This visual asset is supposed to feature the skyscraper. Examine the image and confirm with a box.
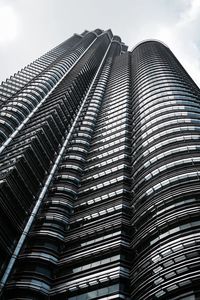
[0,29,200,299]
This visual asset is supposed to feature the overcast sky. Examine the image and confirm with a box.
[0,0,200,87]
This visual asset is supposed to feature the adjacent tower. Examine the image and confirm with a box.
[0,30,200,300]
[130,41,200,299]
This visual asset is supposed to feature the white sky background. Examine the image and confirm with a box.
[0,0,200,86]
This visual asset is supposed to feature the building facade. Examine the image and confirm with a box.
[0,29,200,299]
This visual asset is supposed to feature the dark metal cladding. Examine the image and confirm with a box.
[130,40,200,299]
[1,32,200,300]
[0,29,112,290]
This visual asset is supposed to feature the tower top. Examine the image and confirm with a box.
[131,39,169,52]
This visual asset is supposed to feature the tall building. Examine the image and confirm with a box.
[0,29,200,299]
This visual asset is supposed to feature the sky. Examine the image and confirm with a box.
[0,0,200,86]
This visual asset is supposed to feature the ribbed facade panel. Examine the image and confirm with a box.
[3,37,132,300]
[0,31,200,300]
[0,30,112,287]
[130,41,200,299]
